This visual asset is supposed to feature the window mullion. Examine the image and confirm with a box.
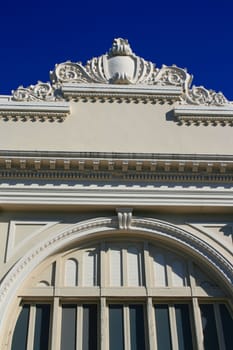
[51,297,61,350]
[26,304,36,350]
[191,298,204,350]
[124,305,130,350]
[77,305,82,350]
[169,305,179,350]
[100,297,107,350]
[166,256,172,287]
[100,242,106,288]
[80,251,84,286]
[147,298,157,350]
[123,248,128,286]
[55,257,62,288]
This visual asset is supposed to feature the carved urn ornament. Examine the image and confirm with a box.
[105,38,141,84]
[50,37,156,85]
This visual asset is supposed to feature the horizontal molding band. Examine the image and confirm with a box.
[0,101,70,121]
[1,150,233,161]
[62,83,182,96]
[0,156,233,182]
[1,187,233,207]
[173,105,233,125]
[0,171,232,183]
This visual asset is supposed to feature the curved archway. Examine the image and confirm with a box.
[0,215,232,341]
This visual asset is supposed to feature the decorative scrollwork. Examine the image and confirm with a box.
[12,82,55,102]
[184,86,228,106]
[51,62,100,84]
[154,65,190,87]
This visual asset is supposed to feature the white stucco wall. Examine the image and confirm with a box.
[0,101,233,154]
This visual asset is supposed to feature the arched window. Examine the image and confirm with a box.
[9,239,233,350]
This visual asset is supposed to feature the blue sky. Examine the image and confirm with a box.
[0,0,233,99]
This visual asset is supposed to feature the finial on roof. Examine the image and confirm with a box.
[108,38,133,57]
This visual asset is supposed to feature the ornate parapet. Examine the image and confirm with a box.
[7,38,231,108]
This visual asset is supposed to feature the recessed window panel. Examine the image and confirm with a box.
[153,253,167,287]
[155,304,172,350]
[200,304,219,350]
[172,261,185,287]
[11,304,30,350]
[83,250,98,286]
[127,247,140,286]
[129,304,145,350]
[60,304,76,350]
[109,305,124,350]
[175,304,193,350]
[219,304,233,350]
[33,304,51,350]
[83,304,98,350]
[110,248,122,286]
[65,259,78,286]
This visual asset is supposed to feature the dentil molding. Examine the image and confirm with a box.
[1,151,233,185]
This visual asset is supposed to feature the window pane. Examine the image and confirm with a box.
[219,304,233,350]
[33,304,51,350]
[83,304,98,350]
[155,304,172,350]
[61,305,76,350]
[200,304,219,350]
[129,305,145,350]
[11,304,30,350]
[109,305,124,350]
[175,304,193,350]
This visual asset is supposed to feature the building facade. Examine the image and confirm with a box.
[0,38,232,349]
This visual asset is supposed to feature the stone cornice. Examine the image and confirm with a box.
[1,151,233,184]
[61,83,182,103]
[173,105,233,125]
[0,101,70,121]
